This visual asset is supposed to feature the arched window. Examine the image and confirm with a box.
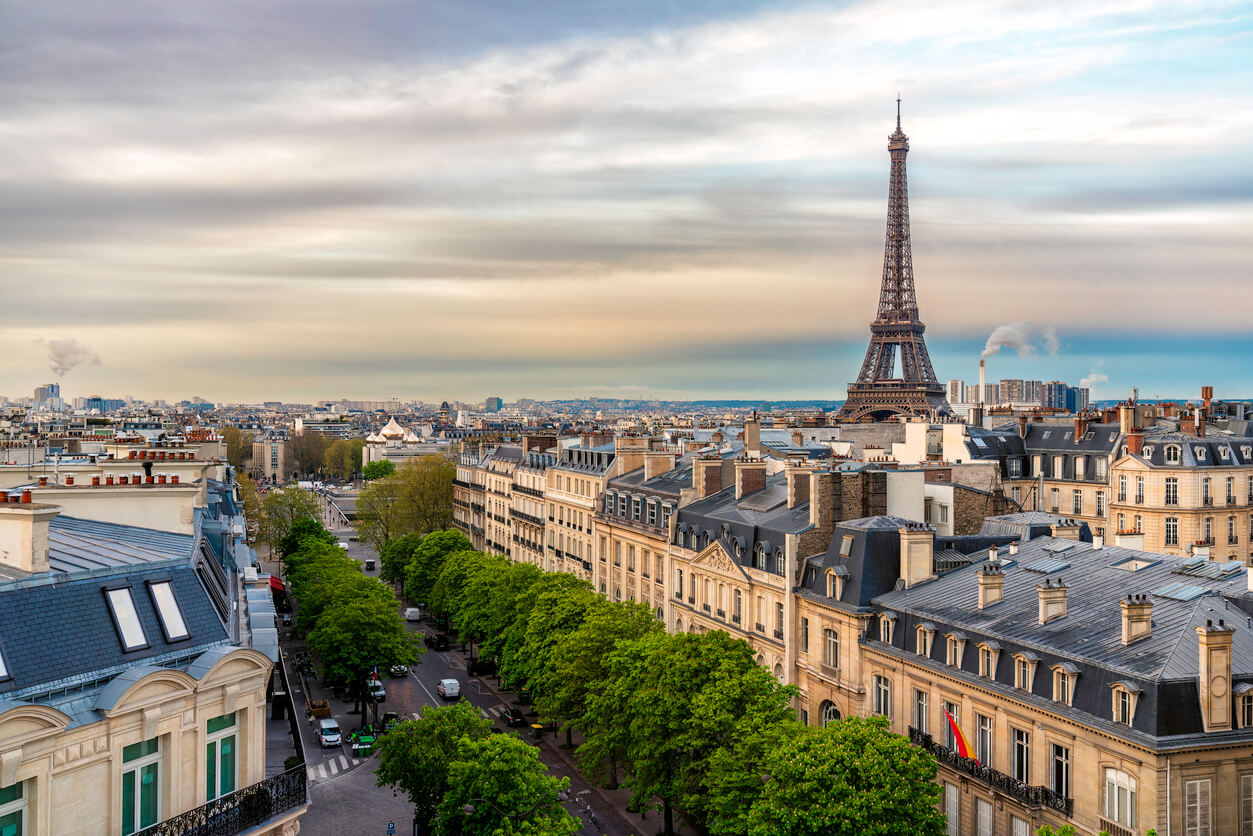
[1165,445,1180,464]
[675,619,684,634]
[754,543,766,571]
[773,548,785,575]
[819,700,841,727]
[701,532,712,550]
[772,663,785,683]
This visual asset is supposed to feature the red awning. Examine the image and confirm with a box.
[269,575,285,593]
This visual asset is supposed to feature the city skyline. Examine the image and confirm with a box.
[2,0,1251,402]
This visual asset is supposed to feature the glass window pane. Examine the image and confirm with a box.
[0,649,7,680]
[0,809,21,836]
[123,739,158,762]
[122,772,136,835]
[206,740,217,800]
[207,713,236,735]
[149,582,188,640]
[219,736,236,796]
[107,588,148,650]
[140,763,159,827]
[0,784,19,806]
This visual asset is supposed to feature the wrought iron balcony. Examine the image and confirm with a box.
[702,603,711,612]
[907,727,1072,817]
[136,765,307,836]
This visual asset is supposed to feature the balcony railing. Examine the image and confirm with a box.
[1098,818,1134,836]
[514,485,544,499]
[136,765,307,836]
[702,603,711,612]
[907,727,1072,817]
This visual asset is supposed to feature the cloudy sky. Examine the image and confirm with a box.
[1,0,1250,404]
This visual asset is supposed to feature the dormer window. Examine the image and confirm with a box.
[1165,445,1180,464]
[773,548,785,575]
[1243,446,1252,459]
[148,581,189,642]
[915,623,935,657]
[1143,445,1155,459]
[826,567,848,600]
[945,633,966,667]
[753,543,766,571]
[879,613,896,644]
[105,587,150,651]
[1052,663,1078,706]
[1195,446,1207,461]
[1111,681,1141,725]
[978,642,1000,678]
[1220,447,1231,461]
[1235,684,1253,728]
[1013,652,1038,691]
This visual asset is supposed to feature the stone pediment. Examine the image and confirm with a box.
[691,541,749,580]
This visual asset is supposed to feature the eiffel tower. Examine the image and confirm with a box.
[837,100,951,422]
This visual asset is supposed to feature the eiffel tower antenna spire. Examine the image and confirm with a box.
[836,101,951,422]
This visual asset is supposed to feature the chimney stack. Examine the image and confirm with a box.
[1196,408,1207,438]
[1202,385,1213,412]
[734,459,767,500]
[1197,619,1235,732]
[1050,521,1081,540]
[1115,530,1145,550]
[643,451,675,481]
[1009,540,1019,556]
[1017,415,1028,438]
[1127,427,1144,457]
[1037,578,1068,624]
[1119,403,1135,435]
[1075,412,1089,441]
[791,430,804,447]
[692,456,724,500]
[785,464,811,509]
[1092,534,1104,550]
[0,502,59,574]
[744,414,761,459]
[978,358,986,405]
[1120,594,1153,644]
[977,562,1005,608]
[898,523,936,589]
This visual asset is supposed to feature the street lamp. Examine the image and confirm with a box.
[462,790,570,821]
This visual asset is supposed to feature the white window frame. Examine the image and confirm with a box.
[976,713,993,766]
[872,675,891,717]
[121,738,162,835]
[913,689,928,734]
[823,628,839,668]
[0,780,27,836]
[1104,768,1137,829]
[205,712,238,802]
[944,783,959,836]
[106,587,149,651]
[1050,742,1070,797]
[1011,727,1030,783]
[976,797,992,836]
[148,581,189,642]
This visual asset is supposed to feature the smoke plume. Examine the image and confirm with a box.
[981,322,1061,359]
[42,338,101,377]
[1080,369,1109,390]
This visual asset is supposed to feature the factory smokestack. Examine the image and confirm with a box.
[979,358,986,405]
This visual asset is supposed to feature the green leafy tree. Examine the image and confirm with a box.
[236,472,263,542]
[279,516,338,561]
[379,532,424,586]
[375,701,492,836]
[436,735,578,836]
[544,597,659,755]
[307,575,423,715]
[356,473,408,553]
[498,573,594,694]
[395,455,456,533]
[580,630,796,834]
[363,459,396,481]
[456,559,543,661]
[745,716,944,836]
[403,530,473,605]
[323,438,362,481]
[260,486,320,555]
[427,549,484,625]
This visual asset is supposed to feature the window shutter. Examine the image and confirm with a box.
[945,784,959,836]
[1187,779,1212,836]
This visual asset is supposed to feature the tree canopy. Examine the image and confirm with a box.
[436,735,578,836]
[746,716,944,836]
[402,529,473,605]
[375,701,492,836]
[221,426,254,469]
[259,486,320,555]
[357,456,455,552]
[363,459,396,481]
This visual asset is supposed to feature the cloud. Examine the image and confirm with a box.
[1081,363,1110,391]
[40,338,101,377]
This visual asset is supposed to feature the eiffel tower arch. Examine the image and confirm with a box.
[837,102,952,422]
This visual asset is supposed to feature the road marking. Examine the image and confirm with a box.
[409,669,442,704]
[328,758,341,775]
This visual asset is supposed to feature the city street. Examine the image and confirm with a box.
[281,530,661,836]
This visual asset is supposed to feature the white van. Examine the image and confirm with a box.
[405,607,422,622]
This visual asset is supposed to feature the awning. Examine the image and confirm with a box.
[269,575,285,593]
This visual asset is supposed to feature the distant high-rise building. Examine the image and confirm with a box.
[1023,380,1043,405]
[1000,379,1025,403]
[946,379,965,404]
[33,382,60,404]
[1066,387,1090,413]
[1043,381,1069,410]
[485,396,503,413]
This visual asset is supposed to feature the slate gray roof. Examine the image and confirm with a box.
[875,536,1253,682]
[0,563,229,700]
[1129,432,1253,468]
[49,516,194,573]
[978,511,1091,543]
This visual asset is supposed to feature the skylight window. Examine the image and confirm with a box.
[0,647,8,680]
[105,588,149,651]
[149,581,189,641]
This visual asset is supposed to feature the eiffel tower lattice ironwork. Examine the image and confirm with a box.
[837,101,952,422]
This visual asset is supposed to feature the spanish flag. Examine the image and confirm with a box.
[944,710,978,764]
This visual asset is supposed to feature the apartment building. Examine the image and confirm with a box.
[511,450,554,570]
[452,448,489,551]
[1110,425,1253,562]
[545,439,619,583]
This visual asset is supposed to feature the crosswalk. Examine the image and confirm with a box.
[307,754,365,783]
